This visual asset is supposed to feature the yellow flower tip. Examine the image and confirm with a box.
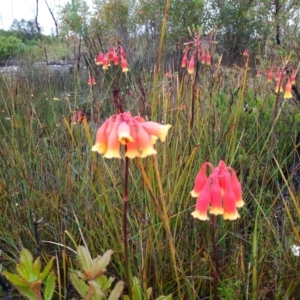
[210,207,224,215]
[236,199,245,208]
[139,147,157,158]
[140,122,171,142]
[150,135,158,144]
[284,92,292,99]
[223,211,240,221]
[155,126,171,142]
[125,150,140,159]
[190,190,199,198]
[191,211,209,221]
[103,150,122,159]
[159,124,172,142]
[91,143,107,155]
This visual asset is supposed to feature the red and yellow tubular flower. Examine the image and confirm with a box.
[181,50,188,68]
[95,53,104,65]
[267,69,273,83]
[205,51,211,66]
[188,53,195,74]
[120,55,129,72]
[284,78,292,99]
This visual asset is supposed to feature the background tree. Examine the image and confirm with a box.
[203,0,300,65]
[10,19,41,41]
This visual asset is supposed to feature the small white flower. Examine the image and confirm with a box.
[291,244,300,257]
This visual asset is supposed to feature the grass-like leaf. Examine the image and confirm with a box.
[107,281,124,300]
[44,272,56,300]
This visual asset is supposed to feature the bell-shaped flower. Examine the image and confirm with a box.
[191,179,211,221]
[113,53,119,65]
[230,169,244,208]
[275,69,281,82]
[205,51,211,66]
[102,54,109,70]
[210,174,224,215]
[181,51,188,68]
[188,53,195,74]
[103,117,121,159]
[92,118,112,155]
[223,176,240,220]
[95,53,104,65]
[108,47,115,61]
[118,121,134,145]
[267,69,273,83]
[190,163,208,197]
[121,55,129,72]
[284,79,292,99]
[134,122,157,158]
[291,69,296,86]
[87,76,96,85]
[125,122,140,159]
[139,122,171,142]
[275,81,283,93]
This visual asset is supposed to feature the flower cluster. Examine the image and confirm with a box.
[190,161,244,221]
[266,67,297,99]
[92,112,171,159]
[182,45,211,74]
[181,27,215,74]
[95,46,129,73]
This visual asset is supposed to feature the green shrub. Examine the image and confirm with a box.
[0,35,25,60]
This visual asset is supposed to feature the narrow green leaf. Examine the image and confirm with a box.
[132,277,142,300]
[16,286,39,300]
[32,257,41,278]
[64,230,78,249]
[19,249,34,275]
[40,257,55,281]
[77,246,92,271]
[107,281,124,300]
[91,250,113,276]
[70,273,89,298]
[88,280,105,300]
[147,287,152,299]
[44,272,56,300]
[16,263,31,281]
[156,295,172,300]
[2,271,29,288]
[95,275,113,291]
